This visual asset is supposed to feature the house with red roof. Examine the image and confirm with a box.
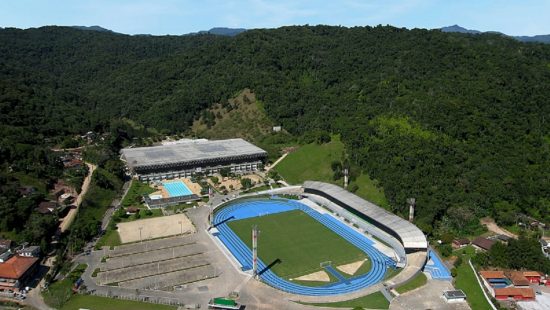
[523,271,542,284]
[494,287,535,301]
[0,256,39,293]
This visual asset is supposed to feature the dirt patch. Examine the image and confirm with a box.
[117,213,195,243]
[337,259,366,275]
[480,217,517,238]
[292,270,330,282]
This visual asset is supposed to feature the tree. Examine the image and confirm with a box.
[220,168,231,178]
[240,178,253,189]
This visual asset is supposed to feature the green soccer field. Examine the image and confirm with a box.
[227,209,369,280]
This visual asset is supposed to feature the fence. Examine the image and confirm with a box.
[468,259,498,310]
[86,289,197,308]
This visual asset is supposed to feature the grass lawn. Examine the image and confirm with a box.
[95,228,121,249]
[227,210,368,280]
[43,264,88,309]
[352,173,390,209]
[275,135,345,184]
[120,208,163,222]
[60,295,176,310]
[383,267,402,280]
[275,136,390,209]
[396,272,427,294]
[300,291,389,309]
[122,180,155,208]
[453,246,493,310]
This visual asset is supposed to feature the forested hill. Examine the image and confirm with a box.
[1,25,550,233]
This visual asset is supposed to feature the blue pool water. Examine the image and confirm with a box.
[163,181,193,197]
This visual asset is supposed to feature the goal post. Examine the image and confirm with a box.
[320,261,332,268]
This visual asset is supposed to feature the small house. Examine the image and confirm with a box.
[523,271,542,284]
[0,256,39,293]
[507,271,530,287]
[17,245,40,258]
[494,287,535,301]
[36,201,58,214]
[452,238,470,249]
[126,207,140,215]
[472,237,496,251]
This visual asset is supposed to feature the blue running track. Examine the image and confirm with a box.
[423,249,452,280]
[213,198,396,296]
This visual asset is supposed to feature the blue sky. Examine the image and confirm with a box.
[1,0,549,36]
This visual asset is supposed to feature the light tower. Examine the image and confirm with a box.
[407,198,416,222]
[343,168,349,189]
[252,225,259,279]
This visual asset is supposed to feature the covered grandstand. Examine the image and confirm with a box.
[121,139,267,181]
[301,181,428,289]
[302,181,427,253]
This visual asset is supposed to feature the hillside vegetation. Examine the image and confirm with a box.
[1,25,549,236]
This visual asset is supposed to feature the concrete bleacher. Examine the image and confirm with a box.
[118,265,216,290]
[213,198,395,296]
[108,236,195,257]
[98,254,208,285]
[102,243,204,271]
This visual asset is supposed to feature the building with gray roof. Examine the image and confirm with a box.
[302,181,427,253]
[121,138,267,181]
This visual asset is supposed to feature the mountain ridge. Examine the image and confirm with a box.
[441,24,550,43]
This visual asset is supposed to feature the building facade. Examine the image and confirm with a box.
[121,139,267,181]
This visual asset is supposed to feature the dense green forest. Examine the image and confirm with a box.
[1,25,549,237]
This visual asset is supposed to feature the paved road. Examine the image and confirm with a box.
[101,179,132,231]
[390,276,470,310]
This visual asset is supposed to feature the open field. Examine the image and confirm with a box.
[275,136,389,209]
[60,295,176,310]
[117,214,194,243]
[227,209,368,279]
[300,291,390,309]
[275,136,344,184]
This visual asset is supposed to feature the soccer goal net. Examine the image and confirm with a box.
[320,261,332,268]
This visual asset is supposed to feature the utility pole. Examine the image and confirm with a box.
[252,225,259,279]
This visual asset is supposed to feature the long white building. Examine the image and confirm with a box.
[121,138,267,181]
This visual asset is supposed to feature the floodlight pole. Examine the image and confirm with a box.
[252,225,259,279]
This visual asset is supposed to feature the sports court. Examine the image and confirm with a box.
[213,198,396,296]
[163,180,193,197]
[117,213,195,243]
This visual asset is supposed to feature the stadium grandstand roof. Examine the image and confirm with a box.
[303,181,427,250]
[121,138,267,169]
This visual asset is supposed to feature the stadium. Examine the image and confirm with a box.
[211,181,428,297]
[121,138,267,181]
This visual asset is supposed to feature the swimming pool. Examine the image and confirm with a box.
[163,180,193,197]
